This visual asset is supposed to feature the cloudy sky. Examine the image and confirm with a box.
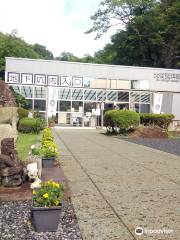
[0,0,114,57]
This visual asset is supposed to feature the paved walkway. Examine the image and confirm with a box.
[54,129,180,240]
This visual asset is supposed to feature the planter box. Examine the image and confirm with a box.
[31,205,62,232]
[42,157,55,168]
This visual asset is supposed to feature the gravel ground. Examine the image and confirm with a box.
[124,138,180,156]
[0,200,82,240]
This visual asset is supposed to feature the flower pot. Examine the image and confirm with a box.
[42,157,55,168]
[31,205,62,232]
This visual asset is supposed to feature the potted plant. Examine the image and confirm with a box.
[31,180,64,232]
[40,141,58,168]
[32,128,59,168]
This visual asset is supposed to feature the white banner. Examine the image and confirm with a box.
[47,87,58,117]
[152,93,163,114]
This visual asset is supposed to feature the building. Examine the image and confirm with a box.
[5,57,180,128]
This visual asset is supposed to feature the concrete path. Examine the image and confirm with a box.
[54,129,180,240]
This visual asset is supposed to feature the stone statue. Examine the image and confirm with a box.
[0,138,23,187]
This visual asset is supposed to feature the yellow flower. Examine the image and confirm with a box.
[32,190,36,195]
[54,200,59,206]
[43,193,49,198]
[55,183,60,188]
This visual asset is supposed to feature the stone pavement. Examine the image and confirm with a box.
[54,129,180,240]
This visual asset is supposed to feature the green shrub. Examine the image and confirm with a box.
[18,117,42,133]
[140,113,174,129]
[17,107,29,119]
[104,110,140,133]
[38,118,46,130]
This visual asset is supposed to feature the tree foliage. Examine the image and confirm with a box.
[33,43,54,60]
[0,31,54,79]
[87,0,180,68]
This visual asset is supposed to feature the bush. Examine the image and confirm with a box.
[18,117,43,133]
[104,110,140,133]
[17,107,29,119]
[140,113,174,129]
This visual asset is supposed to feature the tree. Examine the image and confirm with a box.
[86,0,156,39]
[0,32,56,80]
[33,44,54,60]
[87,0,180,68]
[56,52,80,62]
[0,32,40,79]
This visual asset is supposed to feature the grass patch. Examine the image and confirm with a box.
[16,133,41,161]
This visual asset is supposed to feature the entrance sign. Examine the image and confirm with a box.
[34,74,46,85]
[60,76,72,87]
[6,72,83,87]
[47,75,59,86]
[21,73,33,84]
[72,77,83,87]
[7,72,20,83]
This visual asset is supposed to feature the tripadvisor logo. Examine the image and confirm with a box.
[135,227,143,236]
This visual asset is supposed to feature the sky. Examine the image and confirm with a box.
[0,0,114,57]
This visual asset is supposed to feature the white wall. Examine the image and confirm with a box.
[5,57,180,92]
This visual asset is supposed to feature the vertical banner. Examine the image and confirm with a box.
[47,87,58,117]
[152,93,163,114]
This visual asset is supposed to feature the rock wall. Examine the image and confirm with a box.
[0,80,16,107]
[0,81,17,144]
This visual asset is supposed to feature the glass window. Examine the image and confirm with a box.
[105,103,114,111]
[110,79,117,89]
[107,91,118,101]
[10,85,21,94]
[26,99,33,110]
[72,101,83,112]
[118,92,129,102]
[117,80,130,89]
[34,87,46,98]
[59,101,71,112]
[21,86,33,98]
[140,93,150,103]
[90,78,107,88]
[58,88,71,100]
[84,102,96,112]
[140,104,150,113]
[72,89,83,100]
[117,103,129,110]
[139,80,149,90]
[34,100,46,111]
[131,92,140,102]
[131,80,140,89]
[84,77,93,88]
[84,89,96,101]
[97,90,105,101]
[135,103,140,113]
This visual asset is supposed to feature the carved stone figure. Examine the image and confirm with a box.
[0,138,23,187]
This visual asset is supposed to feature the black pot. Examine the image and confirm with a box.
[31,205,62,232]
[42,157,55,168]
